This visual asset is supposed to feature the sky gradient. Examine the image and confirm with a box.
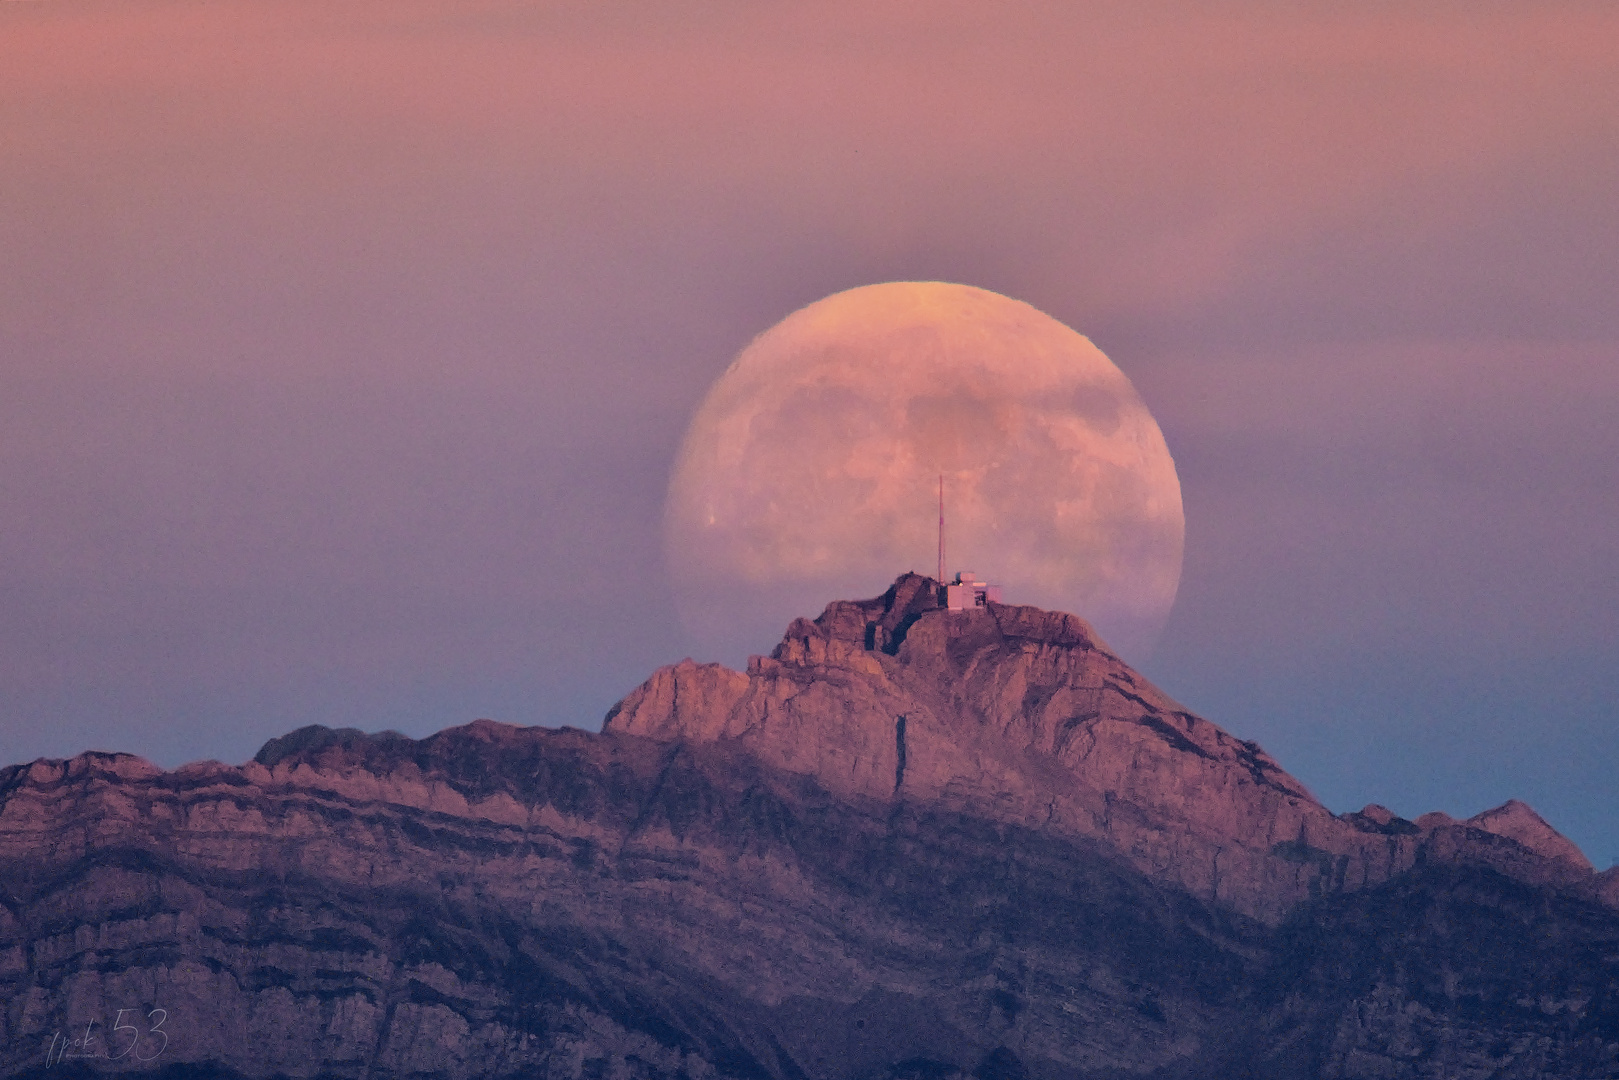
[3,1,1616,864]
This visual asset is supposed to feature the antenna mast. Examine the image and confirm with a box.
[937,474,945,584]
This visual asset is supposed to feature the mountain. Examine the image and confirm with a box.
[1,574,1615,1079]
[606,573,1595,921]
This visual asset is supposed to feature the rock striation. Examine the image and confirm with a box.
[0,575,1614,1080]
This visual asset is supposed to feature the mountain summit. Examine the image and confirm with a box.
[608,573,1594,921]
[1,575,1615,1079]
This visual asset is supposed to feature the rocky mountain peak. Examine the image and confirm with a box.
[1467,798,1593,871]
[607,573,1598,922]
[2,575,1614,1080]
[768,570,1114,669]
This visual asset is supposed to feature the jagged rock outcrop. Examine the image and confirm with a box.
[1462,799,1592,871]
[0,575,1613,1079]
[607,574,1599,922]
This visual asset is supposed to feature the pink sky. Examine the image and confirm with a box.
[2,0,1616,861]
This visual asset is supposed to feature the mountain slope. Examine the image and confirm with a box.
[607,574,1595,921]
[0,576,1612,1079]
[0,725,1268,1078]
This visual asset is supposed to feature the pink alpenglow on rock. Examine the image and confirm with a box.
[607,572,1602,923]
[1466,799,1593,871]
[0,575,1612,1080]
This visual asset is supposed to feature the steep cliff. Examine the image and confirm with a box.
[1,576,1613,1079]
[607,574,1596,921]
[0,725,1266,1079]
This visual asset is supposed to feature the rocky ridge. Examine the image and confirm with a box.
[0,574,1614,1079]
[607,573,1597,921]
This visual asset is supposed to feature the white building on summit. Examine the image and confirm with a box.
[943,570,1001,611]
[934,478,1001,611]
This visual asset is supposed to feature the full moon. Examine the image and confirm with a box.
[665,281,1184,663]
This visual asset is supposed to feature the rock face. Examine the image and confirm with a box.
[0,575,1614,1080]
[1464,799,1593,871]
[607,574,1596,922]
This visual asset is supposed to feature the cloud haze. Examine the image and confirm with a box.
[2,1,1615,861]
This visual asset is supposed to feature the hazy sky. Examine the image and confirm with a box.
[3,1,1615,864]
